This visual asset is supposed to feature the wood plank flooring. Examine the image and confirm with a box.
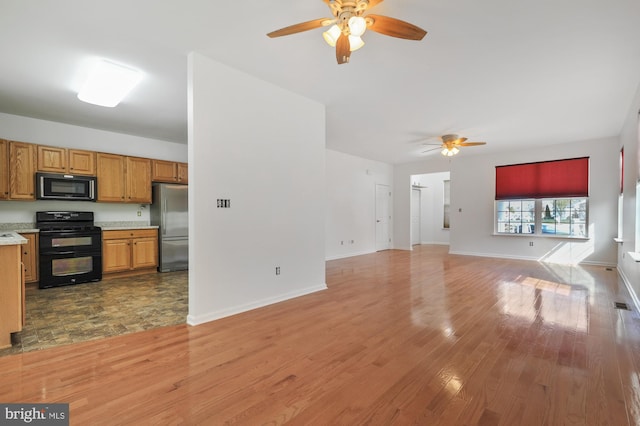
[1,245,639,425]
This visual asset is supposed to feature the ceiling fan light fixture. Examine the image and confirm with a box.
[77,59,142,107]
[348,16,367,37]
[322,25,341,47]
[348,35,365,51]
[441,146,459,157]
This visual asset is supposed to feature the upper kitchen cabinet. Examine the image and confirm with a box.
[37,145,96,175]
[0,140,8,199]
[126,156,151,203]
[152,159,177,183]
[177,162,188,184]
[96,153,151,203]
[97,153,126,202]
[152,160,188,184]
[9,141,36,200]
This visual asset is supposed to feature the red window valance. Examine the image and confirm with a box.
[495,157,589,200]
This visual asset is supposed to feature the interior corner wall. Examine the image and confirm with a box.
[187,52,326,325]
[618,81,640,308]
[325,149,393,260]
[448,138,618,265]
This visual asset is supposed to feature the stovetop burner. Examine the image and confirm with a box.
[38,224,102,233]
[36,211,98,232]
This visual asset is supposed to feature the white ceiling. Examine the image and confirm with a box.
[1,0,639,164]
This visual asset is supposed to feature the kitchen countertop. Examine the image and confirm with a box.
[0,222,158,233]
[0,231,28,246]
[0,223,38,232]
[100,225,159,231]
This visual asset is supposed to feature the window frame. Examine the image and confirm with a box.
[495,197,589,239]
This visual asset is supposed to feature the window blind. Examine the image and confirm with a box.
[495,157,589,200]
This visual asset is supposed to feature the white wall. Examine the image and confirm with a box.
[447,138,617,265]
[325,149,393,260]
[0,112,186,160]
[617,81,640,309]
[394,139,618,266]
[0,112,187,224]
[412,172,450,245]
[187,52,326,325]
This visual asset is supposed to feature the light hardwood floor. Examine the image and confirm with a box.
[1,245,638,425]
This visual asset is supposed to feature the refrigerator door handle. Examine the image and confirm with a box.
[162,198,167,235]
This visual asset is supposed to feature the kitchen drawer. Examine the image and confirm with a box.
[103,229,158,240]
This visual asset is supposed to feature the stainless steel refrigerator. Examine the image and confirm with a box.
[150,183,188,272]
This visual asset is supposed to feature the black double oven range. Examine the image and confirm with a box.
[36,211,102,289]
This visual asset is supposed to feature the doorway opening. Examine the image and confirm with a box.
[410,172,451,248]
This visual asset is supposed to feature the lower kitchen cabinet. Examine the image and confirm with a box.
[0,243,24,349]
[19,232,38,283]
[102,228,158,278]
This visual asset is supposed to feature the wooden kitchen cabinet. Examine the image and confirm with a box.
[126,156,152,203]
[102,229,158,278]
[152,160,188,184]
[68,149,96,175]
[152,159,177,182]
[97,153,151,203]
[0,139,8,200]
[38,145,96,175]
[0,243,25,349]
[19,232,38,284]
[96,153,126,202]
[9,141,36,200]
[177,162,188,184]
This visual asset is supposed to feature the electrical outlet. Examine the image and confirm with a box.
[137,211,141,217]
[529,241,534,246]
[275,266,281,275]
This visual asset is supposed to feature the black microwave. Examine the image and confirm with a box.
[36,172,97,201]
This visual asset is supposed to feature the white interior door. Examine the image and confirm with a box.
[411,188,421,246]
[375,184,391,251]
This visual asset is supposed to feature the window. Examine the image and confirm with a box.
[443,180,450,229]
[618,147,624,239]
[540,198,587,237]
[496,199,535,234]
[495,158,589,238]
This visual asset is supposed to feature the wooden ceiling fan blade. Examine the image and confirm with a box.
[366,14,427,40]
[336,33,351,64]
[267,18,332,38]
[367,0,385,9]
[458,142,487,146]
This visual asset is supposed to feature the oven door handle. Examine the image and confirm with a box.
[42,250,76,255]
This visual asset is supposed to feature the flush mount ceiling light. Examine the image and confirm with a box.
[77,59,142,107]
[267,0,427,64]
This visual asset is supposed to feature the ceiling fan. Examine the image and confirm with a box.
[422,134,487,157]
[267,0,427,64]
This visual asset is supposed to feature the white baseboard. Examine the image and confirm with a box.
[325,250,375,261]
[618,266,640,312]
[186,283,328,326]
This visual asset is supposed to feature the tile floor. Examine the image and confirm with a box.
[0,271,188,356]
